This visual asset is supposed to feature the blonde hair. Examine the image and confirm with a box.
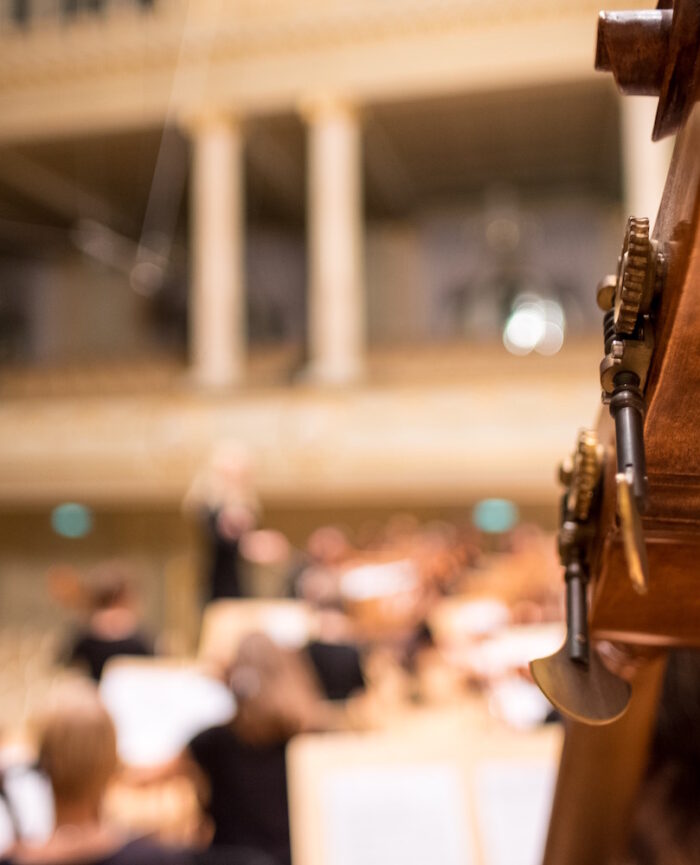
[184,441,259,515]
[37,681,118,803]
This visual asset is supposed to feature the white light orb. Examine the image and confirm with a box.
[503,304,545,355]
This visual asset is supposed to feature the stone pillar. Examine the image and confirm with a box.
[620,95,673,225]
[189,113,246,387]
[305,98,365,384]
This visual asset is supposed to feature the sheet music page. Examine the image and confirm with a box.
[322,763,474,865]
[474,760,556,865]
[100,664,234,766]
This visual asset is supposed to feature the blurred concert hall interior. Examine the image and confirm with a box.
[0,2,691,865]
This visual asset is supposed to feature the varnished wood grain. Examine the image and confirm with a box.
[542,655,667,865]
[531,644,631,724]
[541,15,700,865]
[587,103,700,650]
[592,535,700,644]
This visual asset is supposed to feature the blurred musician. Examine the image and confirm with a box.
[63,561,154,682]
[184,633,342,865]
[0,682,190,865]
[184,443,259,601]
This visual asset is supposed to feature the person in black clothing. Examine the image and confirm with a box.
[183,443,259,601]
[305,639,365,702]
[188,726,290,864]
[202,507,252,601]
[65,561,153,681]
[69,630,152,683]
[185,633,344,865]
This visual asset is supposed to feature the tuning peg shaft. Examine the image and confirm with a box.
[610,370,648,510]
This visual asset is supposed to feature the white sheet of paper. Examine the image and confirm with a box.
[0,765,54,846]
[100,664,234,766]
[474,760,556,865]
[322,763,474,865]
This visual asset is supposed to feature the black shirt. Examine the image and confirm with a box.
[0,837,192,865]
[0,841,274,865]
[188,726,290,865]
[68,632,153,681]
[306,640,365,701]
[205,510,243,600]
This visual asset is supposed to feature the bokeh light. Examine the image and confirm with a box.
[472,498,519,534]
[50,503,93,539]
[503,294,566,356]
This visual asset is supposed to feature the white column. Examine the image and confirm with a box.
[305,98,365,384]
[620,95,674,226]
[189,113,245,387]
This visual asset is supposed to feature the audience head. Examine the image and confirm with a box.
[229,633,324,745]
[306,526,350,566]
[36,680,118,810]
[85,560,133,612]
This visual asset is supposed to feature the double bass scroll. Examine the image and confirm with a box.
[531,2,700,863]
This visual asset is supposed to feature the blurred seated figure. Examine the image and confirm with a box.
[304,605,366,704]
[63,561,154,682]
[184,443,259,601]
[197,597,364,703]
[0,681,191,865]
[305,631,365,702]
[184,633,343,865]
[237,531,293,599]
[292,526,352,607]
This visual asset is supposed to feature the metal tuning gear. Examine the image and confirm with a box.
[559,429,604,666]
[530,430,631,725]
[614,217,653,334]
[616,469,650,594]
[558,430,603,663]
[532,216,666,725]
[597,215,664,592]
[597,216,663,330]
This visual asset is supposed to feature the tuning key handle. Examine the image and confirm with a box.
[565,558,590,665]
[609,370,648,511]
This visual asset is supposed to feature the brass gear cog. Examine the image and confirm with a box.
[614,216,651,334]
[567,429,603,522]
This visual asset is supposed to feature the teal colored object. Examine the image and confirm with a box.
[472,498,519,534]
[51,503,93,539]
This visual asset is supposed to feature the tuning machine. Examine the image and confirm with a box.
[596,215,665,593]
[558,430,603,665]
[532,216,665,724]
[530,429,631,724]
